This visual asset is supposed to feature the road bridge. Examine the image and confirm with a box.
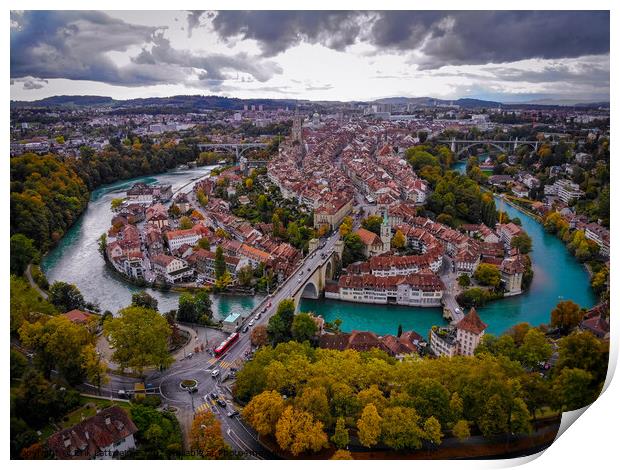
[197,142,268,160]
[437,137,546,158]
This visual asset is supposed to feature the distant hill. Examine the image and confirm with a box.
[373,96,503,108]
[11,93,606,111]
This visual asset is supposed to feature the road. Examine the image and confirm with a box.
[86,231,341,458]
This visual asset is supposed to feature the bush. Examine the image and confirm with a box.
[30,265,49,291]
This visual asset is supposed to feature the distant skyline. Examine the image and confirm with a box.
[10,10,610,103]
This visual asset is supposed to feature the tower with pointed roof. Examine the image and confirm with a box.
[455,308,488,356]
[380,208,391,252]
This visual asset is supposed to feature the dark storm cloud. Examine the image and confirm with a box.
[10,11,282,88]
[211,11,370,57]
[211,11,610,68]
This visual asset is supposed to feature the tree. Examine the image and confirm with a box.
[291,313,318,342]
[331,416,349,449]
[357,404,382,447]
[48,281,86,312]
[19,315,94,383]
[452,420,470,441]
[342,233,365,266]
[550,300,583,333]
[380,406,423,450]
[190,411,231,459]
[552,368,596,411]
[397,324,403,338]
[511,232,532,254]
[110,198,124,211]
[361,215,383,235]
[473,263,501,288]
[331,449,353,460]
[518,329,552,369]
[391,229,406,250]
[10,234,40,275]
[104,306,172,375]
[82,345,109,394]
[242,390,286,436]
[478,394,509,437]
[179,216,193,230]
[556,331,608,385]
[214,245,227,280]
[510,398,532,435]
[339,216,353,237]
[237,265,254,287]
[275,406,328,456]
[457,273,471,288]
[197,237,210,250]
[267,299,296,345]
[250,325,269,347]
[131,291,159,311]
[423,416,443,446]
[177,291,212,324]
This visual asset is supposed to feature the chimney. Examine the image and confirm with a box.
[105,417,111,425]
[85,431,90,440]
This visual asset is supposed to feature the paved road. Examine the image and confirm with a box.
[25,264,49,299]
[93,232,341,458]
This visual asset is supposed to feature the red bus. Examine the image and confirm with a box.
[214,332,239,357]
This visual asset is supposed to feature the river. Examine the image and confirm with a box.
[43,163,596,335]
[41,166,260,318]
[300,158,596,335]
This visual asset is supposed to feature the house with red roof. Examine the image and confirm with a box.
[47,406,137,460]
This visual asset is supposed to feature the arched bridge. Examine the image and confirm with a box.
[437,137,548,158]
[197,142,268,160]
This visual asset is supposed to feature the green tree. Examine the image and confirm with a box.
[361,215,383,236]
[478,394,509,438]
[267,299,296,345]
[179,216,193,230]
[357,404,382,448]
[331,416,349,449]
[457,273,471,288]
[552,368,596,411]
[197,237,211,250]
[131,291,159,311]
[291,313,318,342]
[48,281,86,312]
[110,198,124,211]
[214,245,227,280]
[511,232,533,254]
[423,416,443,446]
[452,420,470,441]
[19,315,95,383]
[10,234,40,275]
[510,398,532,435]
[473,263,501,288]
[380,406,423,450]
[104,306,172,375]
[518,329,552,369]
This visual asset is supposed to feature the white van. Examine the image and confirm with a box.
[211,369,220,378]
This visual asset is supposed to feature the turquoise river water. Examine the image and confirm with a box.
[43,163,595,334]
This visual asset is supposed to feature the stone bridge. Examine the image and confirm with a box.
[437,137,548,158]
[197,142,268,160]
[289,240,343,310]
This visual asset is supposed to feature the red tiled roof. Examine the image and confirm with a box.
[456,308,488,335]
[63,310,92,324]
[47,406,138,460]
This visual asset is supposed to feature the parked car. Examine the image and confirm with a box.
[249,319,255,327]
[242,325,249,333]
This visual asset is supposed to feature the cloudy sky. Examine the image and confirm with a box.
[10,10,610,103]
